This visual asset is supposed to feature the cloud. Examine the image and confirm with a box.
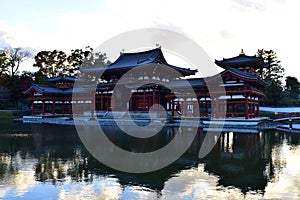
[0,0,299,79]
[0,20,15,48]
[219,30,235,40]
[230,0,267,11]
[0,19,41,50]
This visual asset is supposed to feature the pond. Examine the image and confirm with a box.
[0,119,300,199]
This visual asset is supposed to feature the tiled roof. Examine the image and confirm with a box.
[23,84,86,94]
[47,75,76,82]
[166,78,205,88]
[81,48,197,76]
[23,84,62,94]
[167,68,269,89]
[63,87,86,94]
[226,67,269,86]
[215,54,265,69]
[108,48,161,69]
[206,68,269,87]
[226,67,258,79]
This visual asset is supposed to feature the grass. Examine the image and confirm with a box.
[0,111,14,119]
[260,111,275,118]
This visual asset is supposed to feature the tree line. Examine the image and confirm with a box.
[257,49,299,106]
[0,46,299,109]
[0,46,110,109]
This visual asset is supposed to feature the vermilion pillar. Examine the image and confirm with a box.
[245,95,249,119]
[42,100,45,115]
[52,101,55,114]
[171,98,174,116]
[31,101,34,115]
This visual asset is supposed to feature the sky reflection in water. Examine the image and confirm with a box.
[0,120,300,199]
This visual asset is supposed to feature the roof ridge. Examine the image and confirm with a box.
[82,48,196,77]
[121,48,161,55]
[221,54,258,60]
[47,75,76,82]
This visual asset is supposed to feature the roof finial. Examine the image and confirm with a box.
[240,49,245,55]
[156,43,161,49]
[120,49,125,55]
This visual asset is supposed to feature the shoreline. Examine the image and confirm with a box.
[17,115,282,132]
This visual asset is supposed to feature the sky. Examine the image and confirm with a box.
[0,0,299,80]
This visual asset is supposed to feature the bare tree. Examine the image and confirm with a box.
[5,47,32,77]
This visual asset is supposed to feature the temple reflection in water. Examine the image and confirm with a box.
[0,122,300,199]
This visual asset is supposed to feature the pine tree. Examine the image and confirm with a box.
[256,49,285,106]
[256,49,284,85]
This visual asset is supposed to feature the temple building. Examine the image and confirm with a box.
[24,48,268,119]
[213,50,268,118]
[23,75,91,115]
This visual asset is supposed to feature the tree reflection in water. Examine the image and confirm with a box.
[0,121,300,199]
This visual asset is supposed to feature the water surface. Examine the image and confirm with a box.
[0,119,300,199]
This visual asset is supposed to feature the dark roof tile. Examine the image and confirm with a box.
[215,54,265,69]
[47,75,76,82]
[81,48,197,76]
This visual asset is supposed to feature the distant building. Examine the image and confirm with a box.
[23,75,80,115]
[24,48,269,119]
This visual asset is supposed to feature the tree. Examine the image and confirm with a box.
[0,48,35,108]
[0,51,9,76]
[68,46,110,69]
[32,70,49,85]
[67,46,110,83]
[5,47,32,77]
[33,47,110,78]
[256,49,284,86]
[285,76,300,94]
[0,85,10,109]
[256,49,285,106]
[281,76,300,106]
[262,83,283,106]
[33,50,69,77]
[0,48,32,108]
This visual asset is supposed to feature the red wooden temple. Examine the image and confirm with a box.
[24,48,269,119]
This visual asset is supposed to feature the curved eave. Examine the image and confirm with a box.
[167,64,197,76]
[166,78,206,89]
[215,55,265,69]
[23,85,41,95]
[46,76,76,82]
[226,71,269,88]
[23,84,80,95]
[205,69,269,88]
[80,62,197,78]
